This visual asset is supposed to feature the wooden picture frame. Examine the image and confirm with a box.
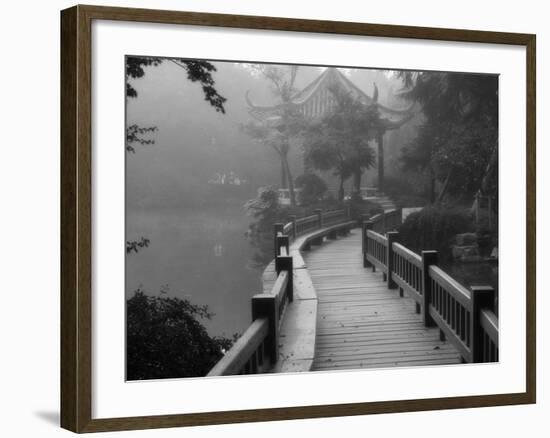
[61,4,536,433]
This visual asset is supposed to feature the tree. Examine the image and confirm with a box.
[244,186,281,239]
[127,289,234,380]
[125,56,228,245]
[126,56,227,153]
[303,123,353,201]
[242,65,305,206]
[126,56,227,110]
[398,72,498,204]
[244,186,289,267]
[303,88,377,200]
[125,58,232,380]
[295,173,328,205]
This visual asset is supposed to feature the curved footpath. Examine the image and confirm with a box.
[306,230,462,371]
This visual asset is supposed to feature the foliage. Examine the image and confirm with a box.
[127,289,234,380]
[244,186,282,238]
[295,173,328,205]
[242,65,306,206]
[382,175,430,208]
[348,199,383,220]
[126,237,151,254]
[397,71,498,203]
[243,185,340,266]
[303,88,377,200]
[125,56,227,154]
[126,125,158,153]
[126,56,227,112]
[398,206,474,260]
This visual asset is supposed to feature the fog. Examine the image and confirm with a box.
[125,60,415,337]
[126,61,415,210]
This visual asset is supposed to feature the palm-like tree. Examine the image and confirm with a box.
[304,88,379,200]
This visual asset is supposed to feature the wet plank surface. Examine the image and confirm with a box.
[304,230,462,371]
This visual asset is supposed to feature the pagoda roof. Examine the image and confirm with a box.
[246,68,415,130]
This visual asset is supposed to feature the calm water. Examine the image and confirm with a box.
[126,203,262,338]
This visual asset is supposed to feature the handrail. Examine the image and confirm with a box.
[364,230,387,273]
[367,208,402,234]
[285,208,351,243]
[207,318,269,376]
[391,242,423,305]
[361,215,499,364]
[479,309,499,362]
[208,207,354,376]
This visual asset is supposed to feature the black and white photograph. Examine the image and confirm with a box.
[2,0,544,435]
[125,57,499,380]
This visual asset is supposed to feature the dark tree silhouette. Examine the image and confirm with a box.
[127,290,233,380]
[126,56,227,112]
[242,65,304,206]
[304,89,377,200]
[125,57,232,380]
[125,56,227,154]
[398,71,498,204]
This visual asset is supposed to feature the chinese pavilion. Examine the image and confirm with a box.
[246,68,414,192]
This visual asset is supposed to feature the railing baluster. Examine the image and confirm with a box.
[314,208,323,229]
[273,223,284,258]
[421,250,438,327]
[470,286,496,363]
[287,215,297,241]
[386,232,398,289]
[276,254,293,303]
[251,296,278,365]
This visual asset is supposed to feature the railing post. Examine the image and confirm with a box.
[288,215,297,240]
[421,250,438,327]
[275,234,289,257]
[273,223,284,258]
[276,254,294,302]
[314,208,323,229]
[396,207,403,229]
[273,222,285,257]
[362,221,373,268]
[470,285,496,363]
[382,211,387,233]
[386,231,399,289]
[251,294,278,365]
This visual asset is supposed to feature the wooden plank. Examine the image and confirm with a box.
[300,230,462,372]
[273,299,317,373]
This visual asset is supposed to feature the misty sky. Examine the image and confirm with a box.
[125,60,414,210]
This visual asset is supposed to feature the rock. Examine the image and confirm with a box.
[451,244,479,260]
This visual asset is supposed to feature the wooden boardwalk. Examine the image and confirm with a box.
[304,230,462,371]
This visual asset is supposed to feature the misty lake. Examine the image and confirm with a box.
[126,202,263,338]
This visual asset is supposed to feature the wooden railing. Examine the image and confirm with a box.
[284,208,349,241]
[208,208,354,376]
[362,221,499,364]
[367,208,402,234]
[321,208,349,227]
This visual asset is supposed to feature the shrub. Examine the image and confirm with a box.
[295,173,328,205]
[398,206,474,260]
[127,290,233,380]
